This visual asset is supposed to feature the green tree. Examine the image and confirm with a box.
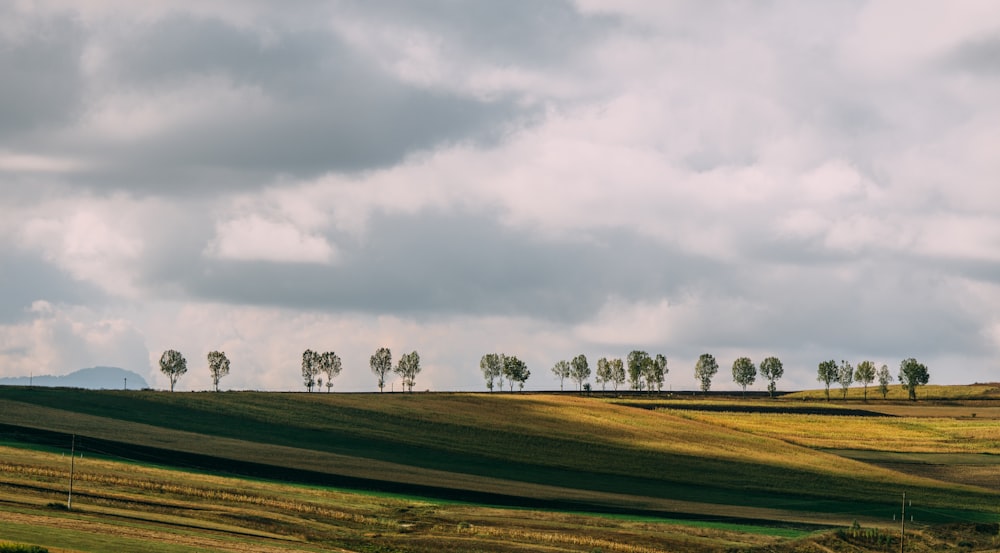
[877,363,892,399]
[320,351,342,392]
[160,349,187,392]
[394,350,420,392]
[898,358,929,401]
[370,347,392,392]
[570,354,590,391]
[759,356,783,398]
[837,360,854,400]
[551,360,570,391]
[207,350,230,392]
[646,354,668,392]
[694,353,718,393]
[854,360,876,401]
[504,355,530,391]
[480,353,503,392]
[732,357,756,396]
[595,357,612,391]
[817,359,837,401]
[627,350,651,391]
[609,358,626,391]
[301,349,320,392]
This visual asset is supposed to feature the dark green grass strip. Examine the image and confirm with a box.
[1,388,995,523]
[0,423,833,531]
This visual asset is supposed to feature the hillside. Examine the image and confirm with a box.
[0,366,148,390]
[0,388,996,526]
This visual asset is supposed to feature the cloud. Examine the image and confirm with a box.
[0,302,149,380]
[205,215,336,264]
[2,1,999,390]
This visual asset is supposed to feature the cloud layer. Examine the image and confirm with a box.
[2,1,999,391]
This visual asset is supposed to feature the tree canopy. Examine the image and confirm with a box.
[207,350,230,392]
[551,360,570,391]
[395,351,421,392]
[480,353,503,392]
[370,347,393,392]
[627,350,651,391]
[731,357,756,396]
[837,360,854,399]
[898,358,930,401]
[817,359,837,401]
[759,356,783,398]
[301,349,320,392]
[570,354,590,391]
[854,360,876,401]
[877,363,893,399]
[160,349,187,392]
[503,355,530,391]
[319,351,342,392]
[694,353,718,393]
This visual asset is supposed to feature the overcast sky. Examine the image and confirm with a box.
[2,1,998,392]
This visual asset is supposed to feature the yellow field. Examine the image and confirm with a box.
[666,409,1000,454]
[0,445,789,553]
[785,383,1000,401]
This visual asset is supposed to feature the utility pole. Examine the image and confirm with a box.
[67,435,76,510]
[900,492,905,553]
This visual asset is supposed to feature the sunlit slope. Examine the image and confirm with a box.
[0,389,996,518]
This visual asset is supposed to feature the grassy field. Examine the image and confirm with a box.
[0,386,998,551]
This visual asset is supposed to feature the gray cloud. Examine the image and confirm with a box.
[0,10,85,137]
[169,209,717,321]
[0,250,105,323]
[944,33,1000,77]
[2,1,998,387]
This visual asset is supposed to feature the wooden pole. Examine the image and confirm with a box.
[68,435,76,510]
[900,492,905,553]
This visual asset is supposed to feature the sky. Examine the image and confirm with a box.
[1,0,999,392]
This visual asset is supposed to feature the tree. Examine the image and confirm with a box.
[731,357,756,396]
[319,351,342,392]
[877,363,892,399]
[301,349,320,392]
[646,354,668,392]
[817,359,837,401]
[370,347,392,392]
[837,360,854,400]
[898,358,929,401]
[503,355,530,391]
[551,360,570,391]
[394,351,421,392]
[854,360,876,402]
[609,358,626,391]
[595,357,612,391]
[160,349,187,392]
[207,350,230,392]
[759,356,783,398]
[480,353,503,392]
[570,354,590,391]
[627,350,651,391]
[694,353,719,394]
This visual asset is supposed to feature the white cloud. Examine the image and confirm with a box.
[0,303,149,379]
[18,199,146,296]
[205,215,335,264]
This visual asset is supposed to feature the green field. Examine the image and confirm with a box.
[0,386,997,552]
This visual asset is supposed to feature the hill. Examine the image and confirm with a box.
[0,366,148,390]
[0,388,997,551]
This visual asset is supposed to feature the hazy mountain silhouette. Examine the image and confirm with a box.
[0,366,148,390]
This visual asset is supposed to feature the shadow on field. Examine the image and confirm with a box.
[0,422,826,531]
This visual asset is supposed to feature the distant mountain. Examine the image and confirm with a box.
[0,366,149,390]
